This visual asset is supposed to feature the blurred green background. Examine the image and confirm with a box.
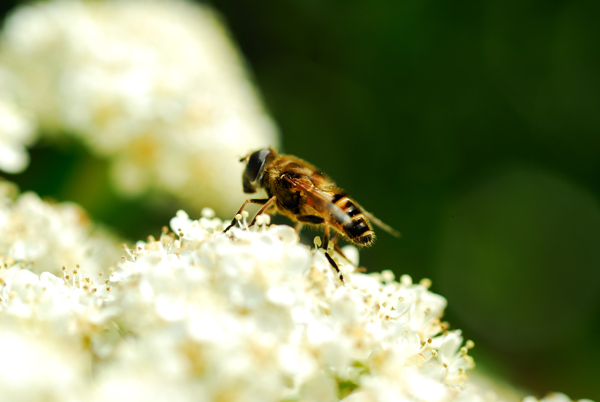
[2,0,600,399]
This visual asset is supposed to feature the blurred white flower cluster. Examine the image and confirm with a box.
[0,0,278,213]
[0,180,593,401]
[0,180,120,401]
[525,394,595,402]
[0,67,36,173]
[0,181,121,277]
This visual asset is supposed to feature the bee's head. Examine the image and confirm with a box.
[241,148,276,193]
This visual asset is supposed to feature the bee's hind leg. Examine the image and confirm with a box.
[327,235,364,272]
[323,224,344,283]
[329,237,365,272]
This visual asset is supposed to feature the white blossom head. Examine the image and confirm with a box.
[0,0,279,214]
[0,67,36,173]
[0,187,591,400]
[104,209,474,401]
[0,180,122,277]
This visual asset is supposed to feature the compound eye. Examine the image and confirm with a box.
[244,149,272,183]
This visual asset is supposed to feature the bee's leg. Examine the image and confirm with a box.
[224,198,271,232]
[297,215,325,224]
[322,224,331,251]
[323,224,344,283]
[330,241,365,271]
[295,215,325,236]
[249,195,277,227]
[329,234,339,250]
[332,243,348,259]
[327,235,348,259]
[325,254,344,282]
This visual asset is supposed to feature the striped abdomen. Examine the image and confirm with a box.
[331,193,374,246]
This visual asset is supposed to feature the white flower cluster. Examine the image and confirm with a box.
[0,183,593,401]
[0,180,120,401]
[106,209,473,401]
[525,394,595,402]
[0,181,121,277]
[0,0,278,213]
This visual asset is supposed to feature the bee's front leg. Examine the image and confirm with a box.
[224,198,272,232]
[249,196,277,226]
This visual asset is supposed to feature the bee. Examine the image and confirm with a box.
[225,148,400,280]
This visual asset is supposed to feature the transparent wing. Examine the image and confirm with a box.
[284,175,400,237]
[283,176,351,225]
[362,209,401,238]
